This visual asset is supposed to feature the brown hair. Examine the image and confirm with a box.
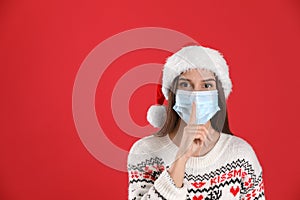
[155,75,233,136]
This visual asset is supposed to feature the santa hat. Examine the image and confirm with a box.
[147,45,233,128]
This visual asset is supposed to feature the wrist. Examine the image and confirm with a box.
[175,154,189,164]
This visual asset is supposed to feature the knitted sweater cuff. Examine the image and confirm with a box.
[153,170,188,200]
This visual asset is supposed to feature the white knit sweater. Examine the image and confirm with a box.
[127,133,265,200]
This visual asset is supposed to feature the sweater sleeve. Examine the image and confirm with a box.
[127,139,188,200]
[239,142,265,200]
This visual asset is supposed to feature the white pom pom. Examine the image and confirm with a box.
[147,105,167,128]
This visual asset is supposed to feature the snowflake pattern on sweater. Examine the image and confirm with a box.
[127,133,265,200]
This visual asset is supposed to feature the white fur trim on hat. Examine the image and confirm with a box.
[162,45,232,99]
[147,105,166,128]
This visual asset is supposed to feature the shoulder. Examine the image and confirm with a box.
[128,134,161,155]
[226,134,263,170]
[127,134,169,171]
[127,134,166,163]
[228,134,255,152]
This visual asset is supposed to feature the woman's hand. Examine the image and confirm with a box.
[168,102,211,188]
[175,102,211,161]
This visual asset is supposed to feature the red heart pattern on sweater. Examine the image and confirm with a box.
[230,186,240,197]
[193,195,203,200]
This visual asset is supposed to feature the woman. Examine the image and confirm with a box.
[127,45,265,200]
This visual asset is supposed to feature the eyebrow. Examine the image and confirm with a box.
[178,77,216,82]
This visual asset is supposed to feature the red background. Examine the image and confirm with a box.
[1,0,300,199]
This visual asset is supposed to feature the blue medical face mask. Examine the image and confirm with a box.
[173,89,220,125]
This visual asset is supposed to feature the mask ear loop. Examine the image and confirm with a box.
[206,72,218,137]
[208,73,223,142]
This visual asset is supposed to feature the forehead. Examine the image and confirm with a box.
[179,68,215,79]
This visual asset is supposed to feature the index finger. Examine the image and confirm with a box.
[189,101,197,124]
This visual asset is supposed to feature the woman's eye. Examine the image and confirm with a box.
[204,83,213,88]
[179,82,191,88]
